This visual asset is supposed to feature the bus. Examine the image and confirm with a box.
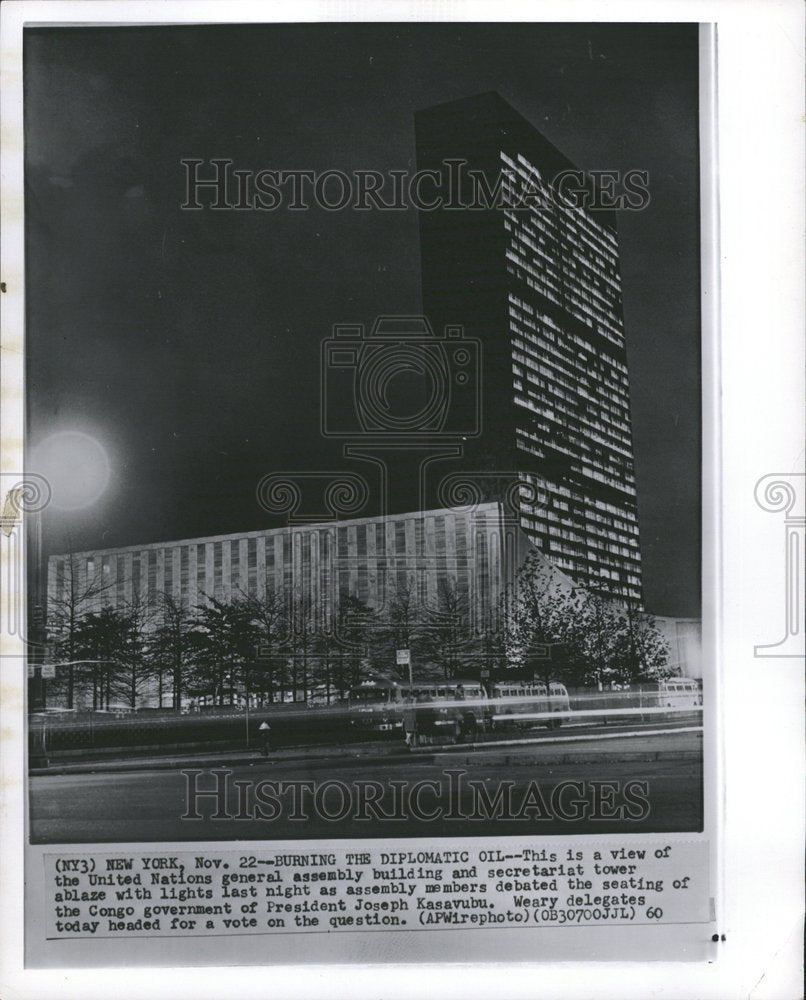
[401,680,489,744]
[490,681,571,730]
[346,680,406,735]
[646,677,702,709]
[347,678,490,744]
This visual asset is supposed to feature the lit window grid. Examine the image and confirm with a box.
[47,507,517,632]
[501,153,623,285]
[510,323,633,423]
[515,425,637,496]
[507,293,630,379]
[510,333,631,420]
[501,150,620,256]
[512,363,635,459]
[500,153,625,342]
[506,307,638,486]
[506,256,624,347]
[507,221,623,331]
[511,383,636,485]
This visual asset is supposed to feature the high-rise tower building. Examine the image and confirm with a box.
[416,92,643,604]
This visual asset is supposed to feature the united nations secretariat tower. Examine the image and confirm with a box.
[416,92,643,605]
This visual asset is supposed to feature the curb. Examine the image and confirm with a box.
[29,746,700,778]
[29,748,424,777]
[429,750,702,766]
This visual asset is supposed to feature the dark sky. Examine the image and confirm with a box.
[24,23,701,617]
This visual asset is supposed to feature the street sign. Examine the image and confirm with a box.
[41,664,56,679]
[396,649,410,665]
[480,669,490,679]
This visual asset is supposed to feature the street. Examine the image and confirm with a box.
[30,727,703,841]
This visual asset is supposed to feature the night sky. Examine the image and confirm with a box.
[24,23,701,617]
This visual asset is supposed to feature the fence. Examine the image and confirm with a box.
[28,702,355,760]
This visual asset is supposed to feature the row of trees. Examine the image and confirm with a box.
[44,551,673,711]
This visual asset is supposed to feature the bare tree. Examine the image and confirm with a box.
[47,551,113,708]
[333,595,375,695]
[614,601,672,683]
[241,584,288,704]
[70,606,130,710]
[117,590,157,709]
[508,553,573,683]
[387,576,419,657]
[187,596,261,706]
[147,593,194,709]
[421,577,470,679]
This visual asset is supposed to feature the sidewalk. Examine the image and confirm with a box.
[29,740,420,776]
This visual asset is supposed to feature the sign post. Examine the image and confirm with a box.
[396,648,412,689]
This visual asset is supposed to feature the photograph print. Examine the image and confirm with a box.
[23,21,704,843]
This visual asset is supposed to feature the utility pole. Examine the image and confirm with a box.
[29,604,47,711]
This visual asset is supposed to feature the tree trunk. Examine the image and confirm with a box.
[66,621,77,709]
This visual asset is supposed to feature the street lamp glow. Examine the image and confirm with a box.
[32,430,111,510]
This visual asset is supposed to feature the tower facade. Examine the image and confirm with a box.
[416,92,643,604]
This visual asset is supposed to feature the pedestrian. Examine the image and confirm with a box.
[258,721,271,757]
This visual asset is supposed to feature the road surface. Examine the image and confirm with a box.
[30,728,703,841]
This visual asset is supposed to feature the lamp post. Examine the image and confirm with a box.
[29,603,47,710]
[30,429,112,712]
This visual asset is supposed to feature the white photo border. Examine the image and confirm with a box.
[1,1,803,997]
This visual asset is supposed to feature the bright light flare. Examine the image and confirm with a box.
[31,431,111,510]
